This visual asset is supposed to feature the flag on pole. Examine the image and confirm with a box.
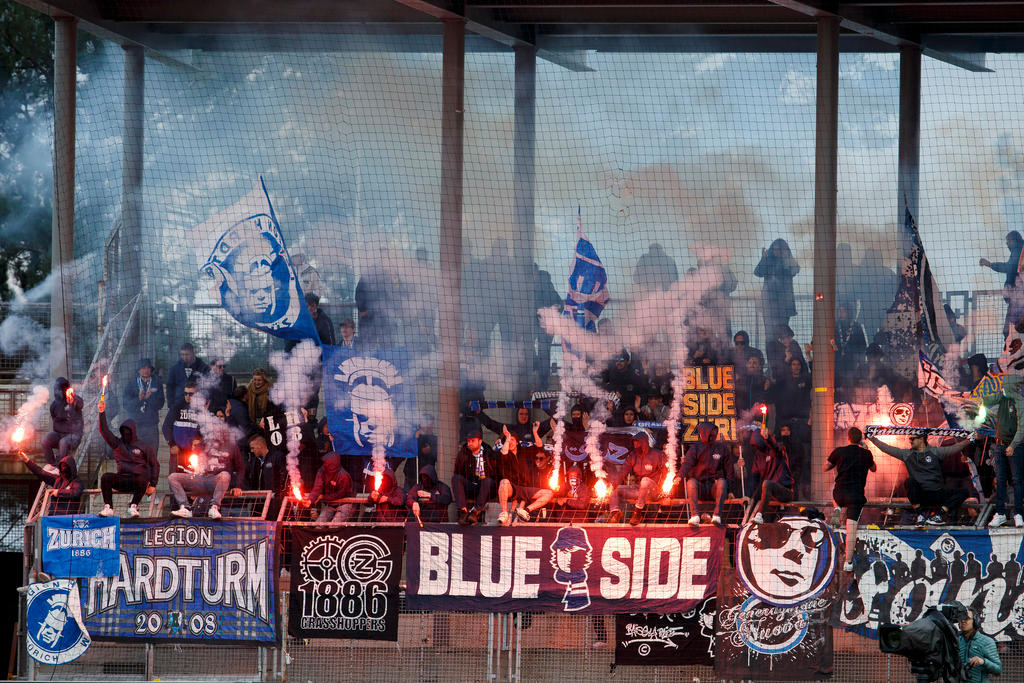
[563,206,609,332]
[903,206,956,354]
[199,176,321,343]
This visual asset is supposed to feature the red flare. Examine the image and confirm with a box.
[373,471,383,492]
[11,426,25,444]
[593,478,609,500]
[759,404,767,415]
[65,387,75,403]
[292,484,304,501]
[548,469,560,490]
[101,375,109,391]
[188,453,199,470]
[661,474,674,494]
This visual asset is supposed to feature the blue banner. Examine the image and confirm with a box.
[79,520,277,643]
[323,345,417,458]
[563,208,609,332]
[836,527,1024,641]
[199,176,320,343]
[41,516,120,578]
[26,580,91,665]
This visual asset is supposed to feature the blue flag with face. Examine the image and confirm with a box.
[199,176,320,343]
[563,207,609,332]
[322,345,417,458]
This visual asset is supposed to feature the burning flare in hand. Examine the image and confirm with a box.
[661,475,674,495]
[188,453,199,472]
[593,478,609,500]
[99,374,109,411]
[11,426,25,445]
[65,386,75,403]
[292,483,305,502]
[373,471,383,492]
[548,468,560,490]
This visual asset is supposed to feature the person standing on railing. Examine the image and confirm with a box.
[19,452,82,515]
[42,377,83,466]
[980,230,1024,336]
[824,427,876,571]
[97,399,157,518]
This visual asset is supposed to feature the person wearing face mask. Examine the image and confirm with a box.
[958,606,1001,683]
[744,425,794,525]
[682,421,731,526]
[607,433,668,526]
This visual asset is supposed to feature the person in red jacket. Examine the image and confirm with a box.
[366,467,406,521]
[607,433,668,525]
[97,400,158,518]
[311,452,354,522]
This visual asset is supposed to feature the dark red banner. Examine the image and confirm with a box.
[405,524,723,614]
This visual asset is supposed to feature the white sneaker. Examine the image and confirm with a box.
[989,513,1008,528]
[688,515,700,527]
[127,504,140,518]
[843,561,854,572]
[171,506,192,518]
[1015,514,1024,528]
[208,505,222,520]
[752,513,764,524]
[515,507,530,522]
[98,504,114,517]
[497,511,510,526]
[711,514,722,525]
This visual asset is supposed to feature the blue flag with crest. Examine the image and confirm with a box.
[199,176,320,343]
[563,207,609,332]
[322,345,417,459]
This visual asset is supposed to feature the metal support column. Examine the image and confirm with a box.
[898,46,921,220]
[438,19,466,486]
[119,45,147,360]
[50,17,77,379]
[811,15,839,500]
[512,43,537,396]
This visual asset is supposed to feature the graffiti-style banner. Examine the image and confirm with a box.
[406,524,722,614]
[79,520,277,643]
[289,527,403,641]
[835,527,1024,641]
[614,598,715,666]
[715,518,839,681]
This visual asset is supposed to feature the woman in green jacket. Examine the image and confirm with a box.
[959,607,1002,682]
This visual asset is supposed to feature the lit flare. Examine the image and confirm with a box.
[11,426,25,444]
[99,374,109,411]
[593,478,609,500]
[548,468,560,490]
[661,474,674,495]
[188,453,199,471]
[65,387,75,403]
[292,484,304,502]
[373,471,383,492]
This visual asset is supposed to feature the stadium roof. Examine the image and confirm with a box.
[16,1,1024,71]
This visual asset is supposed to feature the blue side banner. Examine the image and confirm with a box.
[79,520,277,643]
[323,345,417,458]
[41,516,120,578]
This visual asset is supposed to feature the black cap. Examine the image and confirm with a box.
[138,357,154,370]
[305,292,320,306]
[466,429,482,440]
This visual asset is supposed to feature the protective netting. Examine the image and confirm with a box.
[5,16,1024,683]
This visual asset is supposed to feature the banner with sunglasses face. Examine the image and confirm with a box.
[835,527,1024,641]
[715,517,837,680]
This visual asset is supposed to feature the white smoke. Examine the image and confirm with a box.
[0,384,50,450]
[269,340,323,493]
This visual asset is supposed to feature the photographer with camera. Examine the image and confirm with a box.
[959,607,1001,682]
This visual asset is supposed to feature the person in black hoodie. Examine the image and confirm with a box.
[744,425,794,524]
[366,467,406,521]
[97,400,158,518]
[165,342,210,405]
[682,421,731,526]
[407,464,452,523]
[42,377,84,466]
[312,452,355,522]
[168,433,245,519]
[452,429,501,526]
[19,452,83,515]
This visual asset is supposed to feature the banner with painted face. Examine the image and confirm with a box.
[289,527,403,641]
[199,176,320,343]
[614,598,715,666]
[835,527,1024,641]
[323,345,417,459]
[560,430,636,466]
[406,524,722,614]
[79,520,277,643]
[715,518,838,680]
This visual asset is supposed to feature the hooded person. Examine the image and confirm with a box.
[168,433,246,520]
[366,466,406,521]
[311,452,355,523]
[42,377,84,466]
[745,425,795,524]
[407,464,453,523]
[682,421,731,526]
[607,433,669,526]
[97,400,159,518]
[475,403,551,444]
[754,238,800,344]
[553,466,594,522]
[19,452,83,515]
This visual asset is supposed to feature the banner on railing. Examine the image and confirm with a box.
[835,527,1024,641]
[714,518,838,681]
[41,515,120,578]
[614,598,715,666]
[79,520,277,643]
[288,526,403,641]
[406,524,722,614]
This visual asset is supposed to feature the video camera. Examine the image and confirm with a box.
[878,602,967,683]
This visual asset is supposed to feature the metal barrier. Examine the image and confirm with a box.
[154,490,273,519]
